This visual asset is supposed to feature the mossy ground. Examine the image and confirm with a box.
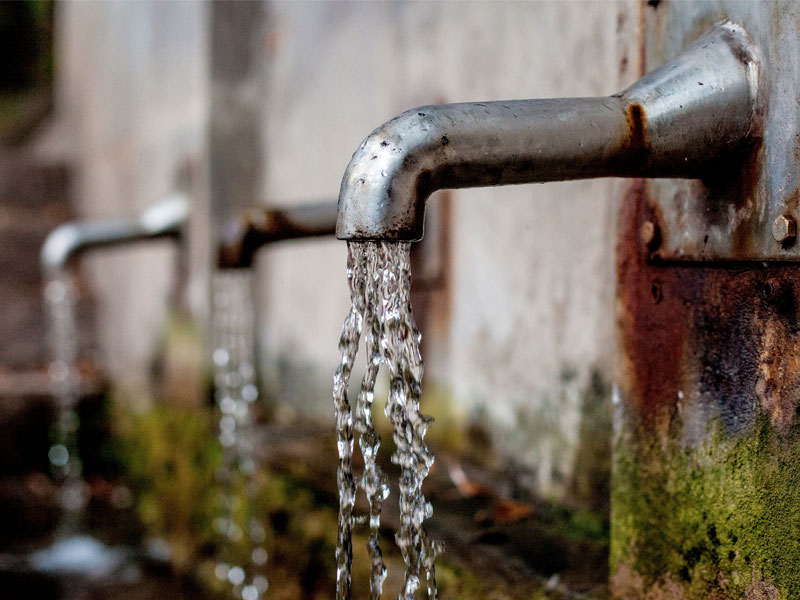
[115,390,610,598]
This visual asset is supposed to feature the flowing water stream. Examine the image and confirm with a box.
[44,273,88,531]
[211,270,269,600]
[334,242,439,600]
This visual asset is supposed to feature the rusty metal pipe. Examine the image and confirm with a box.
[336,22,758,241]
[41,193,190,277]
[217,202,339,269]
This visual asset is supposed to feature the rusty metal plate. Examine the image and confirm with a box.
[644,0,800,262]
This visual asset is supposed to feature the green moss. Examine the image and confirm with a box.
[414,384,470,454]
[118,404,222,570]
[565,508,608,544]
[117,403,340,593]
[430,558,571,599]
[612,413,800,598]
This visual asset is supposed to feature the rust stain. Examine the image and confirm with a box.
[626,103,647,152]
[217,206,337,268]
[617,180,690,427]
[617,181,800,434]
[784,187,800,217]
[753,276,800,434]
[616,102,649,173]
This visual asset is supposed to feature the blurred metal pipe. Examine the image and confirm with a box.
[217,201,338,269]
[41,192,190,276]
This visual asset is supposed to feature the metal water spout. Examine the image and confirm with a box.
[217,202,338,269]
[41,192,190,277]
[336,22,758,241]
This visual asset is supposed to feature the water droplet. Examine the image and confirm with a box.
[49,444,69,467]
[249,522,266,543]
[210,271,268,596]
[215,562,230,581]
[61,482,87,511]
[251,547,268,565]
[220,396,236,414]
[213,348,230,367]
[242,384,258,402]
[242,585,259,600]
[228,566,245,586]
[213,517,228,535]
[253,575,269,593]
[48,360,70,382]
[45,279,68,303]
[220,415,236,433]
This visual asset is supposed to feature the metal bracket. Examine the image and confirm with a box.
[645,1,800,262]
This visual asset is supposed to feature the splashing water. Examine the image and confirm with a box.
[44,273,88,530]
[211,270,269,600]
[333,242,439,599]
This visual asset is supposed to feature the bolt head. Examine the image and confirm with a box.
[640,220,660,250]
[772,214,797,243]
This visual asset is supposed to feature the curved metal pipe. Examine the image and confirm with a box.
[336,22,759,241]
[217,202,339,269]
[41,192,190,276]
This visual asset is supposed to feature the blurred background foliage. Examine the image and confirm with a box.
[0,0,54,144]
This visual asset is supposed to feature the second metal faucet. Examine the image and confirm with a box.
[216,202,338,269]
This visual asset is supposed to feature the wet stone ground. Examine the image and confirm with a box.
[0,476,211,600]
[254,423,610,599]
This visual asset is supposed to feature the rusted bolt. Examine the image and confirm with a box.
[772,214,797,244]
[640,220,660,250]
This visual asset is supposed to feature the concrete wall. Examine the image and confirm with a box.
[52,1,208,401]
[257,1,640,500]
[53,0,640,502]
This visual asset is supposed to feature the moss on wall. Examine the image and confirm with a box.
[611,413,800,599]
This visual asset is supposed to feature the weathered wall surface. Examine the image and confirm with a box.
[51,1,208,401]
[257,0,640,500]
